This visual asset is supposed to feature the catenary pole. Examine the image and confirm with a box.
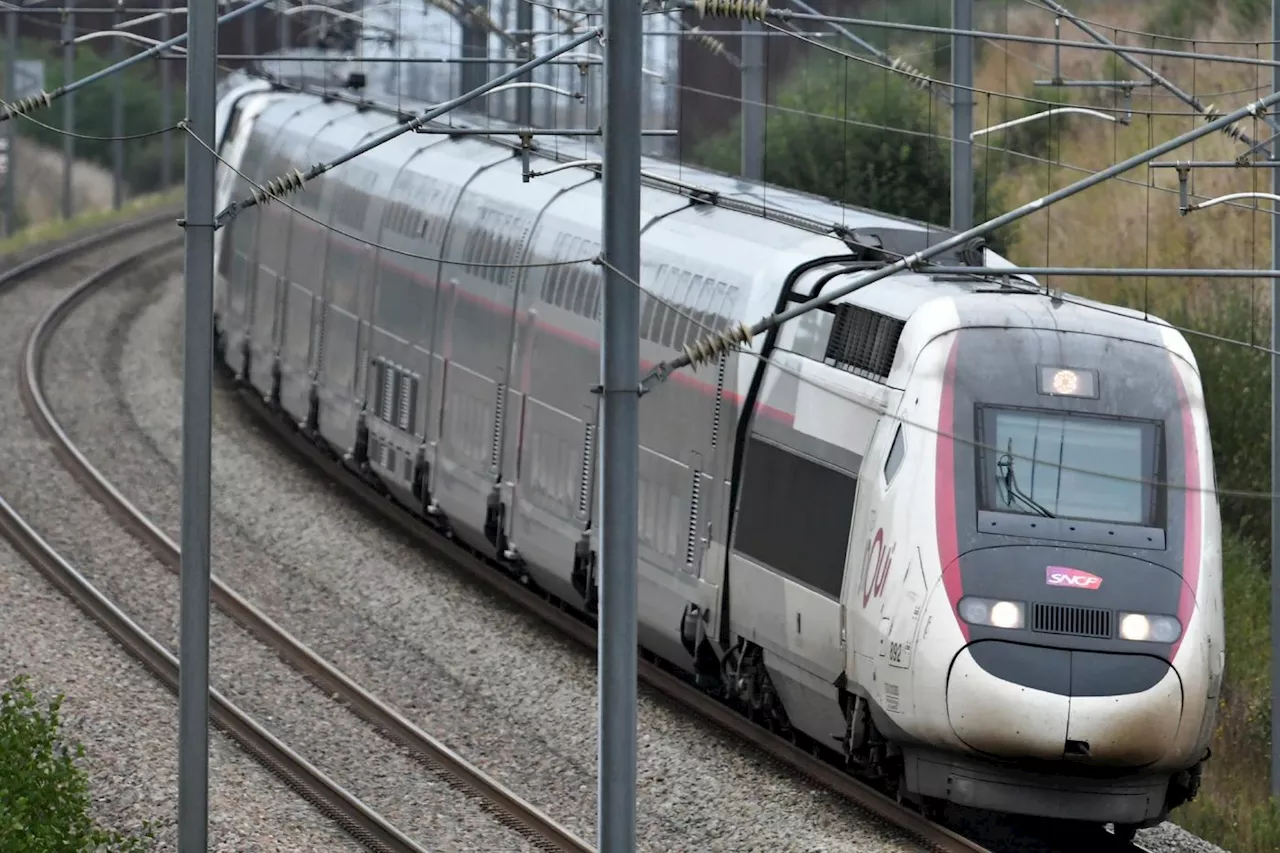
[244,0,257,59]
[950,0,973,231]
[1270,0,1280,800]
[177,0,217,846]
[112,4,123,210]
[516,0,532,126]
[599,0,641,847]
[161,0,173,189]
[62,2,75,220]
[4,9,15,236]
[740,18,764,182]
[643,88,1280,386]
[278,0,288,57]
[461,2,488,102]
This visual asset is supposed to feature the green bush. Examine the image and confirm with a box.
[2,38,185,195]
[1180,296,1272,556]
[686,55,1070,254]
[0,675,153,852]
[1175,530,1279,850]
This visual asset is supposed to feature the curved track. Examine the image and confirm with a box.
[3,212,592,853]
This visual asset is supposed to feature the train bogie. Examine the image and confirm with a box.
[212,80,1225,834]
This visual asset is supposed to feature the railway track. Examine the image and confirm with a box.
[2,212,591,853]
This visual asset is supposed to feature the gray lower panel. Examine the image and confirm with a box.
[904,747,1169,825]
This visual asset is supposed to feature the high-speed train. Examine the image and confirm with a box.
[211,71,1224,837]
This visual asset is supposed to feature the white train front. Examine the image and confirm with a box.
[211,74,1225,836]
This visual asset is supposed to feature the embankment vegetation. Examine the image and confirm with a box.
[693,0,1279,848]
[0,674,153,851]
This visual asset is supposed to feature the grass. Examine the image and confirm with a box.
[0,186,182,259]
[1179,532,1279,849]
[971,2,1280,847]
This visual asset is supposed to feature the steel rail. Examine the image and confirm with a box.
[0,217,423,853]
[15,218,592,853]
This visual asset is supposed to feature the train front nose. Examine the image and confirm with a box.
[945,640,1184,765]
[935,542,1196,766]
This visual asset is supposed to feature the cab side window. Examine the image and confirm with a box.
[884,424,905,485]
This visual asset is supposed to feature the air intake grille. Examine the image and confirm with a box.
[1031,603,1112,639]
[823,304,904,381]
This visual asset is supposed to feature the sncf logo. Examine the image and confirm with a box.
[1045,566,1103,590]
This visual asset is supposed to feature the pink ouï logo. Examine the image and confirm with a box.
[1045,566,1103,590]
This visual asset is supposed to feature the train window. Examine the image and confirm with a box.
[542,248,565,305]
[575,256,596,317]
[660,293,682,347]
[287,213,324,290]
[459,211,486,276]
[585,256,602,319]
[639,291,660,340]
[295,173,322,213]
[977,406,1162,527]
[375,265,422,343]
[571,265,592,316]
[677,276,703,344]
[560,235,581,308]
[485,215,504,283]
[583,268,601,320]
[325,238,361,314]
[240,135,268,182]
[884,424,905,485]
[734,436,856,598]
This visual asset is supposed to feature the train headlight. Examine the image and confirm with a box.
[958,597,1025,630]
[1118,612,1182,643]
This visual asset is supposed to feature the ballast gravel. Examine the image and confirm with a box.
[1136,823,1234,853]
[52,272,940,852]
[36,259,541,852]
[0,232,363,852]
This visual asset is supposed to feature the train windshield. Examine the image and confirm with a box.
[979,407,1161,527]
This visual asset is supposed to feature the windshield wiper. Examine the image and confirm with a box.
[996,439,1056,519]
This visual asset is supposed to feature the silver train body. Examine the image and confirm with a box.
[212,77,1224,831]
